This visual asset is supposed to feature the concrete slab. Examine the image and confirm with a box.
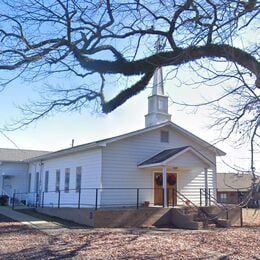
[0,206,69,234]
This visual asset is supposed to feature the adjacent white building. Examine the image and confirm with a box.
[1,66,225,208]
[0,149,49,197]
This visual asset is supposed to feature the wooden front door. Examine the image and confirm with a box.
[154,172,177,206]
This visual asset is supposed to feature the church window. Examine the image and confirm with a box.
[64,168,70,192]
[160,130,169,143]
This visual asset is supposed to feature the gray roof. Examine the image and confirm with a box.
[217,172,260,191]
[0,148,50,162]
[138,146,189,166]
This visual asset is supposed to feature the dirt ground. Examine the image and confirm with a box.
[0,211,259,260]
[242,208,260,226]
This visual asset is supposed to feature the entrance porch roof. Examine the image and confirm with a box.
[138,146,214,169]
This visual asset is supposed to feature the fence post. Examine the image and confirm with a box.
[205,188,208,206]
[136,188,139,209]
[58,190,60,208]
[41,192,44,208]
[208,189,211,206]
[78,188,81,209]
[12,193,15,210]
[95,188,98,210]
[240,207,243,227]
[226,209,229,220]
[200,189,202,206]
[162,188,165,208]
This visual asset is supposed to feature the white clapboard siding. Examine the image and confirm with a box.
[28,148,102,207]
[102,126,216,206]
[177,169,214,205]
[0,162,29,195]
[27,125,217,207]
[168,151,210,168]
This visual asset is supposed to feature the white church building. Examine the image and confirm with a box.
[0,66,225,209]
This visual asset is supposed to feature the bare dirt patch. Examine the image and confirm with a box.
[0,214,259,259]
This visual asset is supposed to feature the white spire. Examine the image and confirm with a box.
[145,37,171,127]
[152,67,164,96]
[152,37,164,95]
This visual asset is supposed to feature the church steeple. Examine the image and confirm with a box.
[145,38,171,128]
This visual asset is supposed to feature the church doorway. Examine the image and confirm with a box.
[154,172,177,206]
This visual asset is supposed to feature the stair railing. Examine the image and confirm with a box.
[200,188,230,220]
[176,190,209,225]
[176,190,228,226]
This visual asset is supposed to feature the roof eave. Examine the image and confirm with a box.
[138,163,163,169]
[138,146,215,168]
[27,143,105,162]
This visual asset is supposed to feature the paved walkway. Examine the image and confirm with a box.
[0,206,69,235]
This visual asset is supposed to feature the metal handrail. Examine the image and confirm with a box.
[200,188,230,220]
[176,189,228,224]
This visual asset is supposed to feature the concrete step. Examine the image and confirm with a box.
[204,223,216,230]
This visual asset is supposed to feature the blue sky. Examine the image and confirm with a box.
[0,68,258,175]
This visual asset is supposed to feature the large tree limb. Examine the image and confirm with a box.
[73,43,260,84]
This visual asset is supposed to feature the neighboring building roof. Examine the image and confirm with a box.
[138,146,189,166]
[138,146,215,168]
[0,148,50,162]
[217,172,260,191]
[28,121,226,162]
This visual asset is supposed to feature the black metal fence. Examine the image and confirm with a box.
[199,188,259,208]
[12,187,176,210]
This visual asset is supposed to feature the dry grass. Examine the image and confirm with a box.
[0,213,259,259]
[243,208,260,227]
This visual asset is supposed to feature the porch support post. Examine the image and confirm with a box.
[204,168,208,206]
[162,166,167,208]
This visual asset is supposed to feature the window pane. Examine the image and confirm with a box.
[76,167,82,192]
[160,130,169,143]
[64,168,70,192]
[220,193,227,203]
[44,171,49,192]
[55,170,60,192]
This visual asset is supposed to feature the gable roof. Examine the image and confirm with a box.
[28,121,225,162]
[138,146,189,166]
[138,146,214,168]
[0,148,50,162]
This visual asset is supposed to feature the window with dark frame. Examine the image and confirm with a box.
[220,193,227,203]
[44,171,49,192]
[76,167,82,192]
[55,169,60,192]
[64,168,70,193]
[160,130,169,143]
